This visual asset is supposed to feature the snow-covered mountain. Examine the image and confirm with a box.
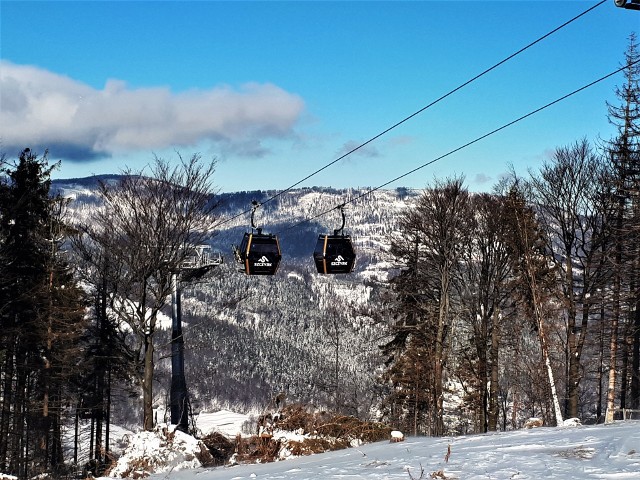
[53,177,419,420]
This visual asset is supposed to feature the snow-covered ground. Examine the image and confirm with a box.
[98,420,640,480]
[196,410,250,438]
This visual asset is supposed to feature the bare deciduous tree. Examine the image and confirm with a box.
[502,178,564,426]
[528,138,608,419]
[385,176,471,435]
[76,153,219,431]
[456,193,514,432]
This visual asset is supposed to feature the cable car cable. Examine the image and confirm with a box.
[212,0,607,231]
[279,58,640,234]
[259,0,607,204]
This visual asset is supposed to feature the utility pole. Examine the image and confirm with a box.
[170,246,222,432]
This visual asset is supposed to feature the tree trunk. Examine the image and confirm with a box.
[620,328,631,411]
[433,273,450,436]
[604,272,621,424]
[95,372,104,465]
[525,252,563,425]
[566,328,580,419]
[51,389,63,469]
[538,320,564,426]
[565,256,580,419]
[105,365,112,460]
[476,307,489,433]
[605,202,624,424]
[605,308,619,424]
[478,348,488,433]
[631,303,640,409]
[487,311,500,431]
[0,344,14,469]
[143,332,155,431]
[528,263,563,425]
[10,349,27,476]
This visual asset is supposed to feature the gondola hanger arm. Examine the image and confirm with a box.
[334,203,346,236]
[251,200,262,234]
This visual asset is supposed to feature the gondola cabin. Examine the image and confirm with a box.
[238,231,282,275]
[313,234,356,274]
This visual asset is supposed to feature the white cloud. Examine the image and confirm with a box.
[0,61,305,160]
[335,139,380,160]
[473,172,492,185]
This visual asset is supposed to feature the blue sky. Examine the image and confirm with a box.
[1,1,637,193]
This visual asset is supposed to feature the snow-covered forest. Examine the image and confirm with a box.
[61,178,416,421]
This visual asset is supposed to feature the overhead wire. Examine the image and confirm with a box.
[279,58,640,234]
[213,0,607,231]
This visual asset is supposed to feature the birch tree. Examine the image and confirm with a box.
[528,139,608,419]
[503,180,564,426]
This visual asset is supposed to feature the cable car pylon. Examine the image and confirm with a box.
[313,204,356,274]
[171,244,222,432]
[233,201,282,275]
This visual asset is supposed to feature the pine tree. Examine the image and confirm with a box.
[604,33,640,422]
[0,149,86,477]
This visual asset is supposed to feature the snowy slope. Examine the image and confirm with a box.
[98,420,640,480]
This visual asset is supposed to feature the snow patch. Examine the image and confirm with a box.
[562,418,582,428]
[106,424,212,478]
[287,272,304,282]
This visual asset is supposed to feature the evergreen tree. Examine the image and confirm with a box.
[603,33,640,422]
[0,149,86,478]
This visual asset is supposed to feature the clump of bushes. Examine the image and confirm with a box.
[227,403,391,464]
[200,432,235,466]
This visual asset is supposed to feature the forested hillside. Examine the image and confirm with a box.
[54,179,416,421]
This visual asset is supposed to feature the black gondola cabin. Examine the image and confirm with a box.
[238,231,282,275]
[313,234,356,274]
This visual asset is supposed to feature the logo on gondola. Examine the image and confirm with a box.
[254,256,272,267]
[331,255,348,266]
